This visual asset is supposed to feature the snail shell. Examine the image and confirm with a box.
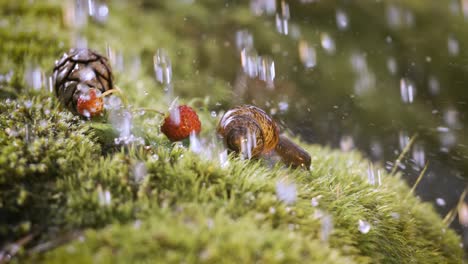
[53,48,113,115]
[217,105,279,158]
[217,105,311,169]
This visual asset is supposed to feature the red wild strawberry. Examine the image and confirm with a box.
[77,88,104,117]
[161,105,201,141]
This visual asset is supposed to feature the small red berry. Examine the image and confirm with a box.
[161,105,201,141]
[77,88,104,117]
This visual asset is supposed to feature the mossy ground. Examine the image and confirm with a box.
[0,1,464,263]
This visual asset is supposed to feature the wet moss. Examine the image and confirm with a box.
[0,0,463,263]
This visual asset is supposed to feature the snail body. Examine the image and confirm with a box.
[217,105,311,169]
[53,48,113,115]
[217,105,279,158]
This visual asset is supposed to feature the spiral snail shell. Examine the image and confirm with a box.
[217,105,311,169]
[53,48,113,115]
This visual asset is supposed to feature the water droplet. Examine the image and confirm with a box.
[298,40,316,69]
[358,219,371,234]
[400,78,416,103]
[276,179,296,205]
[210,111,217,118]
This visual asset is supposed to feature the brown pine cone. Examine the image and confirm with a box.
[52,48,113,115]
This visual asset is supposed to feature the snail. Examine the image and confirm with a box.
[53,48,114,117]
[217,105,311,169]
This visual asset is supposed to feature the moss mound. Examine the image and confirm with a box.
[0,1,463,263]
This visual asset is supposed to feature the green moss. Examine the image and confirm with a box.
[0,0,463,263]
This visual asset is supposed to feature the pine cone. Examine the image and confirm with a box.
[53,48,113,114]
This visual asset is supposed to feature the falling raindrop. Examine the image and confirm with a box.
[412,143,425,168]
[447,36,460,56]
[459,203,468,227]
[189,132,202,154]
[444,108,461,129]
[25,66,44,91]
[276,179,296,205]
[250,0,276,16]
[275,1,290,35]
[97,186,112,206]
[257,56,276,89]
[298,40,317,69]
[367,163,376,185]
[387,57,398,75]
[386,4,403,29]
[428,76,440,95]
[240,48,259,77]
[133,162,147,183]
[340,135,354,152]
[435,198,446,207]
[235,30,254,51]
[358,219,371,234]
[91,2,109,23]
[320,214,333,242]
[311,195,321,207]
[400,78,416,103]
[153,48,172,85]
[320,33,336,54]
[336,9,349,30]
[278,101,288,113]
[219,149,229,168]
[399,131,410,151]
